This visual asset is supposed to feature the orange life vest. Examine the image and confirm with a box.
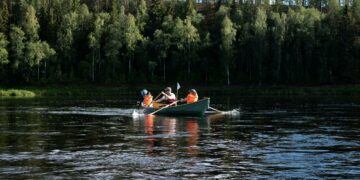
[143,95,153,106]
[186,93,198,104]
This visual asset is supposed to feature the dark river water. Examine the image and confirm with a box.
[0,95,359,179]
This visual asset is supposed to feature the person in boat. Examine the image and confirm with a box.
[155,87,176,104]
[180,89,198,104]
[141,89,153,107]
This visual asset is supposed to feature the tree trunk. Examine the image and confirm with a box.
[205,60,208,83]
[112,61,115,79]
[128,58,131,74]
[98,62,101,80]
[97,47,101,81]
[163,59,166,82]
[37,64,40,81]
[249,63,252,81]
[92,50,95,82]
[188,61,191,75]
[128,56,131,75]
[186,49,190,77]
[276,47,281,82]
[226,66,230,85]
[44,60,47,79]
[68,56,73,79]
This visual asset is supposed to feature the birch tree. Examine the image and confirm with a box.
[220,15,236,85]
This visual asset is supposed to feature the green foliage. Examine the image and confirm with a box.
[0,1,359,85]
[136,0,148,32]
[5,85,360,98]
[172,16,200,77]
[89,12,109,81]
[0,33,8,64]
[221,16,236,51]
[268,12,287,81]
[26,41,55,67]
[58,12,78,52]
[124,13,143,76]
[184,0,204,25]
[88,13,104,50]
[103,6,126,81]
[0,1,9,33]
[22,4,39,41]
[56,11,78,78]
[9,26,26,69]
[254,8,267,37]
[125,14,143,53]
[148,0,165,34]
[153,15,175,81]
[353,0,360,21]
[0,89,35,97]
[216,5,230,24]
[253,7,268,82]
[220,15,236,85]
[328,0,340,13]
[77,4,91,23]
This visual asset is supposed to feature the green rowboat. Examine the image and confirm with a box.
[144,98,210,116]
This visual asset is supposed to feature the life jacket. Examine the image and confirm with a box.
[186,93,198,104]
[143,95,153,106]
[153,102,164,108]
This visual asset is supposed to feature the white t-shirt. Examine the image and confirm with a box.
[157,92,176,102]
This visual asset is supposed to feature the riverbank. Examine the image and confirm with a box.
[1,85,360,98]
[199,85,360,96]
[0,86,135,97]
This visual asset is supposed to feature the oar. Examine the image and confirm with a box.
[153,92,162,101]
[149,100,178,115]
[209,106,223,113]
[146,92,162,107]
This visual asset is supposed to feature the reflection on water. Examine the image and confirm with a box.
[0,97,359,179]
[133,115,203,157]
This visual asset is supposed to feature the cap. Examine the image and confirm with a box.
[140,89,148,96]
[189,89,197,94]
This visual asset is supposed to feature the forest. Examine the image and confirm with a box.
[0,0,359,85]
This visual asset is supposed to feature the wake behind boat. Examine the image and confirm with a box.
[143,98,210,116]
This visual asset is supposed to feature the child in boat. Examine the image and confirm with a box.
[141,89,153,107]
[180,89,198,104]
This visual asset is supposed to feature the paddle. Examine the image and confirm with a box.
[153,92,162,101]
[176,82,181,102]
[209,106,223,113]
[146,92,162,107]
[149,100,178,115]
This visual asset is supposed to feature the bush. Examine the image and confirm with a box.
[0,89,36,97]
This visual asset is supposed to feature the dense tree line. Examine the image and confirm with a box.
[0,0,359,85]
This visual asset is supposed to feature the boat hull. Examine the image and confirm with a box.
[143,98,210,116]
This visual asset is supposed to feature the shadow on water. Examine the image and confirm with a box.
[0,96,359,178]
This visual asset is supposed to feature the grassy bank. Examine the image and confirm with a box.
[1,85,360,98]
[0,89,36,97]
[29,86,137,97]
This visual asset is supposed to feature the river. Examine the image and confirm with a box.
[0,96,359,179]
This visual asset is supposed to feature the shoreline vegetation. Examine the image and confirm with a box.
[0,89,36,97]
[1,85,360,97]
